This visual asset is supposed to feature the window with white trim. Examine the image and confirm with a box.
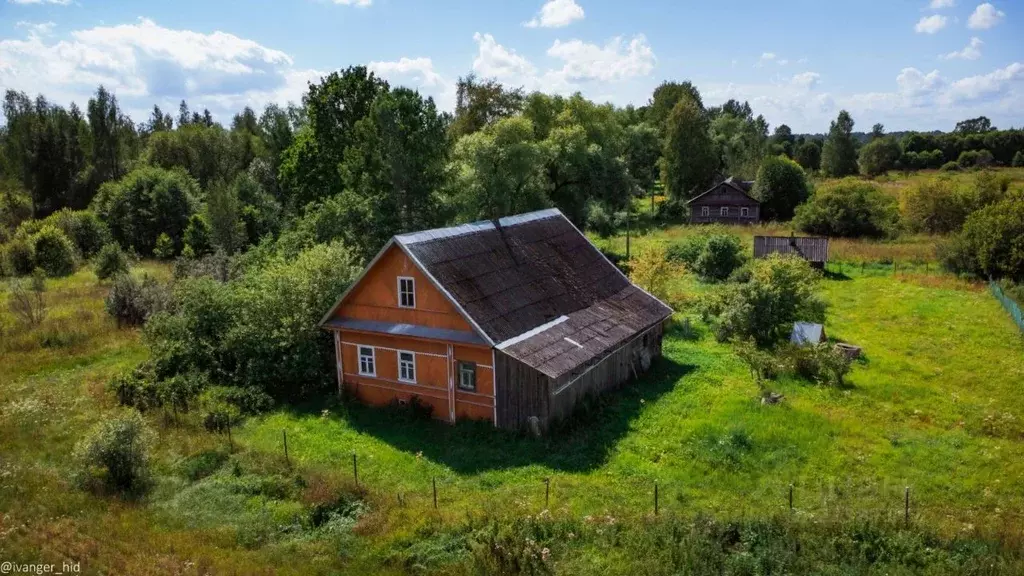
[358,346,376,376]
[398,276,415,308]
[740,207,749,217]
[458,361,477,391]
[720,206,729,216]
[701,206,710,217]
[398,351,416,383]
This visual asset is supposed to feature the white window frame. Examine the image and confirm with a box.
[720,206,729,216]
[398,350,416,383]
[458,361,477,391]
[740,207,749,217]
[701,206,710,217]
[398,276,416,309]
[358,346,376,376]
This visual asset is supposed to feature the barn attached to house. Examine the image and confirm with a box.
[754,235,829,269]
[686,177,760,224]
[319,209,674,432]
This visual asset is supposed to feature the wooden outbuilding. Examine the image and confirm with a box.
[319,209,673,433]
[686,177,760,224]
[754,235,829,268]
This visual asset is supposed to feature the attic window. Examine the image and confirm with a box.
[398,276,415,308]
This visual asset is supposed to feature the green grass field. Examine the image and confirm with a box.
[2,228,1023,573]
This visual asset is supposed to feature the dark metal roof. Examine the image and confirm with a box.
[686,177,760,205]
[754,235,829,263]
[322,318,489,346]
[398,208,673,356]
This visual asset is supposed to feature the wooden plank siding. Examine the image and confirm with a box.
[494,321,665,432]
[328,244,495,425]
[688,183,760,224]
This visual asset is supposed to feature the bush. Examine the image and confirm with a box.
[785,343,852,387]
[109,363,161,411]
[7,269,47,326]
[183,213,212,257]
[940,161,961,172]
[666,235,708,267]
[957,149,993,169]
[752,155,810,221]
[91,166,199,256]
[3,236,35,276]
[94,243,130,280]
[694,234,745,282]
[105,273,171,327]
[154,233,176,260]
[794,179,899,238]
[73,410,154,496]
[47,209,111,258]
[655,198,688,222]
[858,137,901,177]
[1013,150,1024,168]
[628,244,681,305]
[31,225,77,277]
[940,192,1024,281]
[702,254,826,346]
[900,179,970,234]
[585,202,615,238]
[146,242,361,402]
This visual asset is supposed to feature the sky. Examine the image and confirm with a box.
[0,0,1021,133]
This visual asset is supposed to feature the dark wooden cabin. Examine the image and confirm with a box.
[319,209,674,433]
[754,235,830,268]
[686,177,760,224]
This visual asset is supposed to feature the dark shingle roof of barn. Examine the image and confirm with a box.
[393,209,673,378]
[754,235,830,263]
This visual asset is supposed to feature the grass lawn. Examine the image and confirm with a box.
[1,230,1023,572]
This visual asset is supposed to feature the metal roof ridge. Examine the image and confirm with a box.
[395,208,564,245]
[495,315,570,350]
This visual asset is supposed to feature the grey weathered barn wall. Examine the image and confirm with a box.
[494,351,552,431]
[495,321,666,432]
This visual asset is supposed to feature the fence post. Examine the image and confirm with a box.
[227,425,233,453]
[433,477,438,510]
[544,477,550,509]
[654,481,659,516]
[352,453,359,488]
[282,430,289,466]
[789,484,794,511]
[905,486,910,526]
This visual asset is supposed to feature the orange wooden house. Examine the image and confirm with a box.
[319,209,673,431]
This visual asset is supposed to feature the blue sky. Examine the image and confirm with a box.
[0,0,1020,132]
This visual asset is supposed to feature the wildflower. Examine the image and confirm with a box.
[541,547,550,561]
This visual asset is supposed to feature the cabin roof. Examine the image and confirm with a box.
[321,208,673,378]
[754,235,830,263]
[686,177,759,205]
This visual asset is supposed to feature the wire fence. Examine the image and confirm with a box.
[990,282,1024,333]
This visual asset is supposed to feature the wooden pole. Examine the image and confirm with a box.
[433,477,438,509]
[352,453,359,488]
[906,486,911,521]
[789,484,793,511]
[282,430,289,466]
[544,477,550,509]
[227,425,233,453]
[626,201,632,261]
[654,481,659,516]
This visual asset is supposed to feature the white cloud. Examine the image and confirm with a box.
[947,62,1023,101]
[790,72,821,90]
[524,0,585,28]
[471,32,537,81]
[941,36,983,60]
[757,52,776,66]
[915,14,948,33]
[546,35,655,82]
[967,3,1005,29]
[15,20,55,38]
[0,17,308,121]
[929,0,955,8]
[7,0,72,4]
[369,56,455,109]
[330,0,372,6]
[896,67,945,98]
